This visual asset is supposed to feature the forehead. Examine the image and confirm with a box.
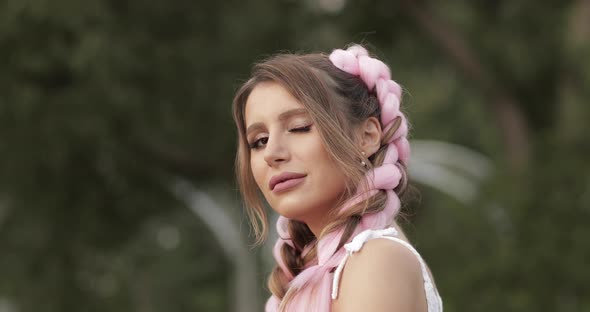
[244,82,306,126]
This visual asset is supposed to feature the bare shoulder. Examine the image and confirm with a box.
[332,238,427,312]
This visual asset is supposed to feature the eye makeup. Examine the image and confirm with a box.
[246,113,312,150]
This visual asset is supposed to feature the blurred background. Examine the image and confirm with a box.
[1,0,589,311]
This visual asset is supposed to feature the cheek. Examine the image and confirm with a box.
[317,163,348,195]
[249,154,267,191]
[307,137,348,192]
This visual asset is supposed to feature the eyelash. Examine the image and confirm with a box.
[248,125,312,150]
[290,125,312,133]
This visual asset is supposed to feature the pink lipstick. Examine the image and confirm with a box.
[269,172,307,193]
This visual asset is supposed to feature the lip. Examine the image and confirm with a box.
[269,172,307,192]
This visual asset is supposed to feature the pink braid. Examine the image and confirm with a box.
[266,45,410,312]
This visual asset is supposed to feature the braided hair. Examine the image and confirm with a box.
[232,44,410,312]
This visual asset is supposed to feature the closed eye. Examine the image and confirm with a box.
[248,125,311,150]
[289,125,312,133]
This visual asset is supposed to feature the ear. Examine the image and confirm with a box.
[357,117,382,157]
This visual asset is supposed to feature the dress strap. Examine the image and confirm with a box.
[331,227,443,312]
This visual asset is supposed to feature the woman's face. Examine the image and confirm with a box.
[244,82,348,233]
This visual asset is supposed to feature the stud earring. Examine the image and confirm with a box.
[361,151,367,167]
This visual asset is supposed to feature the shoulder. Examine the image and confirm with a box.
[332,238,427,312]
[346,237,422,274]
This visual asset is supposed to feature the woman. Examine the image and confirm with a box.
[232,44,443,312]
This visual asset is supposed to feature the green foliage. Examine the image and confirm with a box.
[0,0,588,311]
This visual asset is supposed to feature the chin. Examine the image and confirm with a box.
[273,201,311,220]
[272,199,328,226]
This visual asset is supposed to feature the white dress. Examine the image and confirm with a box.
[331,227,443,312]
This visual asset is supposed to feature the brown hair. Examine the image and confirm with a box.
[232,52,408,300]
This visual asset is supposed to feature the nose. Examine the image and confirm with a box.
[263,135,289,167]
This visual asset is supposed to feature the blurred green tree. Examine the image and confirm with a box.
[0,0,588,311]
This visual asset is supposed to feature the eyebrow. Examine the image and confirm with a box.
[246,108,309,136]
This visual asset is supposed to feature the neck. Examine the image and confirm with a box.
[305,219,326,238]
[304,195,357,238]
[300,209,333,238]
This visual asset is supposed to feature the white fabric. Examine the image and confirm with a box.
[331,227,443,312]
